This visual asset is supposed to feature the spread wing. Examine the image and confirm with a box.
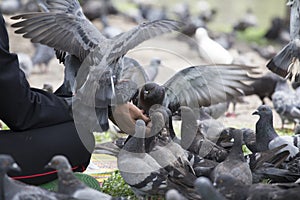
[106,19,183,63]
[162,64,256,112]
[11,0,107,62]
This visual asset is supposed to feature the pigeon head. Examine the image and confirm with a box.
[46,155,72,171]
[150,58,161,66]
[139,82,165,113]
[0,154,20,173]
[195,27,209,41]
[252,105,273,117]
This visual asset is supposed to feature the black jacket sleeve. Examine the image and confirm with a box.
[0,13,73,131]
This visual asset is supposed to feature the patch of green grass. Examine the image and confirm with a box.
[236,27,269,45]
[276,128,294,136]
[0,121,9,130]
[101,170,137,199]
[242,144,252,155]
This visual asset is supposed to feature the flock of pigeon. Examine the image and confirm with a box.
[2,0,300,199]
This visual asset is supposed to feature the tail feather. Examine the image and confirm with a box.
[267,41,300,78]
[267,41,297,77]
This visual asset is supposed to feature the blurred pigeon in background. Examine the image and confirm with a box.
[31,43,55,73]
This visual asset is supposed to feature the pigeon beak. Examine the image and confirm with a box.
[11,163,21,172]
[252,110,259,115]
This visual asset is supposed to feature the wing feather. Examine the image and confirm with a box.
[163,64,256,112]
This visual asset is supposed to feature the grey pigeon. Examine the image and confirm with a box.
[0,154,76,200]
[117,120,170,198]
[100,16,123,39]
[272,79,300,128]
[118,119,200,199]
[46,155,117,200]
[253,105,299,159]
[138,64,255,116]
[11,0,182,132]
[144,58,162,82]
[194,176,226,200]
[82,0,118,21]
[0,0,22,15]
[216,173,300,200]
[180,106,228,162]
[138,4,168,22]
[211,128,253,185]
[147,107,198,189]
[233,8,257,32]
[32,43,55,73]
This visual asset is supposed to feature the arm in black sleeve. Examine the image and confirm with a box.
[0,13,73,131]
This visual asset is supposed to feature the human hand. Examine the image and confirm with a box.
[111,103,150,136]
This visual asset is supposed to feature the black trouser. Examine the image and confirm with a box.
[0,13,94,185]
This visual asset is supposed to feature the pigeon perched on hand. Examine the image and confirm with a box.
[138,64,255,116]
[253,105,299,159]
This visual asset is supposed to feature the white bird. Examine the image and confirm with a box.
[195,27,233,64]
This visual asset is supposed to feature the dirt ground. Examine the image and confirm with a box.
[3,14,289,133]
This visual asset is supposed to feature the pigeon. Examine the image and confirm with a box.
[233,8,257,32]
[137,64,255,116]
[146,106,198,188]
[194,176,226,200]
[264,17,289,43]
[138,3,168,22]
[244,72,283,105]
[0,0,22,15]
[31,43,55,73]
[216,173,300,200]
[271,79,300,128]
[144,58,162,82]
[11,0,182,132]
[81,0,118,21]
[0,154,76,200]
[252,105,299,159]
[180,106,228,162]
[211,128,253,185]
[195,27,233,64]
[118,119,200,199]
[46,155,117,200]
[117,119,170,197]
[266,0,300,80]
